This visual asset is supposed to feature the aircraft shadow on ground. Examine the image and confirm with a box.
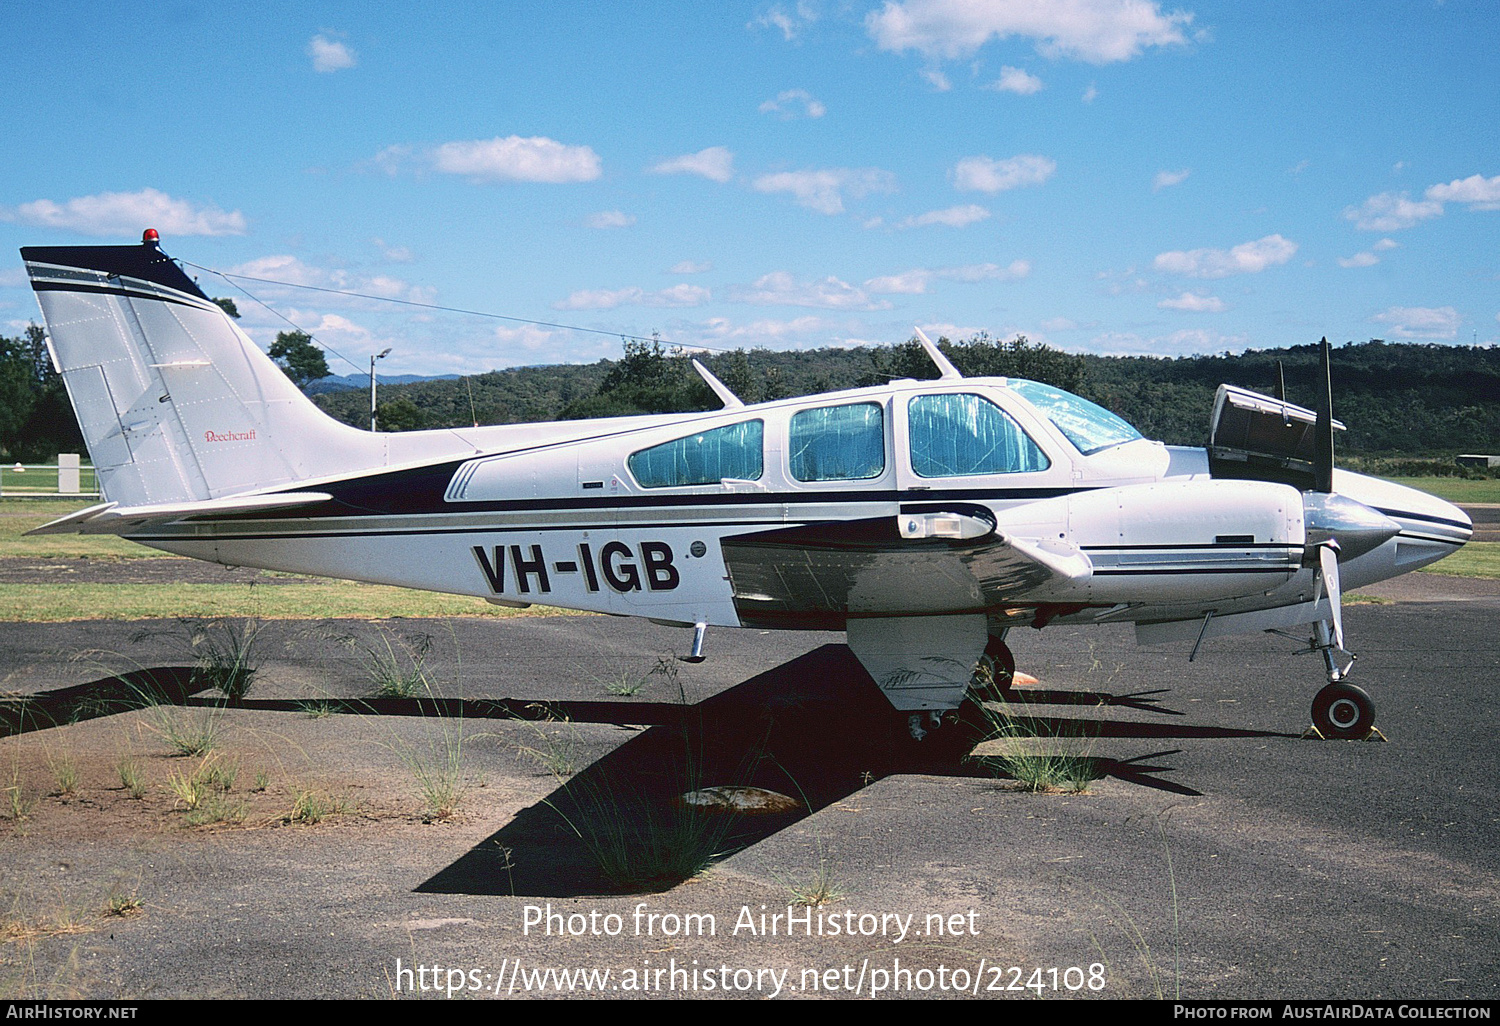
[415,644,1292,898]
[0,666,202,737]
[1,647,1292,898]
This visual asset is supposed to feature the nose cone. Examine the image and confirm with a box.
[1303,492,1402,561]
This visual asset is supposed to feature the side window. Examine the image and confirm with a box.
[789,402,885,482]
[908,394,1049,477]
[628,420,763,488]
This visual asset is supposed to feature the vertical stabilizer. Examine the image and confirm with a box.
[21,237,385,506]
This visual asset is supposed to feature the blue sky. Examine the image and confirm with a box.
[1,1,1496,377]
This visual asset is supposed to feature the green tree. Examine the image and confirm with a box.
[212,297,242,319]
[375,396,427,432]
[559,338,713,419]
[268,330,331,391]
[0,333,35,455]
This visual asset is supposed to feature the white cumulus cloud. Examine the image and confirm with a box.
[865,260,1029,294]
[1425,173,1500,210]
[1158,291,1225,312]
[988,66,1044,94]
[1153,234,1297,278]
[898,204,991,228]
[4,188,246,237]
[751,2,819,41]
[1337,252,1379,269]
[752,168,896,215]
[1371,305,1460,340]
[554,284,711,311]
[308,34,356,73]
[1343,191,1443,231]
[431,136,601,184]
[651,147,735,183]
[228,255,436,306]
[669,260,712,274]
[759,89,826,118]
[866,0,1194,64]
[585,211,636,229]
[729,271,890,310]
[921,68,953,90]
[952,154,1056,193]
[1152,168,1190,191]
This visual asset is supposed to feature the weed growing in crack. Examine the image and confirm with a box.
[966,702,1099,794]
[132,618,263,703]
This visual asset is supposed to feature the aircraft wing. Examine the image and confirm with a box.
[26,492,334,536]
[721,507,1092,627]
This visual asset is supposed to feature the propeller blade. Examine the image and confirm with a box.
[1318,542,1345,652]
[1313,338,1335,493]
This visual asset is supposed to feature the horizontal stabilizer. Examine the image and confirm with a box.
[27,492,333,536]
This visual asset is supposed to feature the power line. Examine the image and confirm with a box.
[181,261,745,371]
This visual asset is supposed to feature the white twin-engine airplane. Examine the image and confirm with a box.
[21,233,1472,741]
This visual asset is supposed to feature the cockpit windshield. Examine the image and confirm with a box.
[1007,380,1143,455]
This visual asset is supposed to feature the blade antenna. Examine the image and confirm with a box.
[692,359,743,409]
[1312,338,1335,493]
[913,327,963,380]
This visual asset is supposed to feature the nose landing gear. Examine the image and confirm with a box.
[1299,619,1382,741]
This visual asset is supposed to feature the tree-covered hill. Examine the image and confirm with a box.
[313,336,1500,457]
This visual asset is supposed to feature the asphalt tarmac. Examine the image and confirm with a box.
[0,578,1496,1000]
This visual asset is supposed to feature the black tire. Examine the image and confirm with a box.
[972,636,1017,700]
[1312,681,1375,740]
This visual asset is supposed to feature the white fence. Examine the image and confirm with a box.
[0,454,100,497]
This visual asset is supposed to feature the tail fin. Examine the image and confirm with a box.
[21,237,384,506]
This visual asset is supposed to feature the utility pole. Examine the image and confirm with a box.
[370,348,391,431]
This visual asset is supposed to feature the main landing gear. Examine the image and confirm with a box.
[971,633,1017,702]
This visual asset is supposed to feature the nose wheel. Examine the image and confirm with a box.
[1311,681,1375,740]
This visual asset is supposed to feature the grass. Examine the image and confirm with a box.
[398,723,475,822]
[115,755,146,799]
[1420,540,1500,579]
[550,723,746,891]
[516,717,580,777]
[333,628,433,698]
[131,617,264,701]
[1,500,572,621]
[0,582,567,621]
[781,857,845,908]
[163,754,245,826]
[1383,476,1500,504]
[102,894,143,918]
[0,467,98,497]
[557,777,739,890]
[46,753,79,797]
[966,700,1099,794]
[288,787,354,825]
[142,699,227,758]
[4,767,33,821]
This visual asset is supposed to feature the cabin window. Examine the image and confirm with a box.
[908,393,1049,477]
[627,420,764,488]
[1007,379,1142,455]
[789,402,885,482]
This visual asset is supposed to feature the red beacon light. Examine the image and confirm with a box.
[142,228,160,246]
